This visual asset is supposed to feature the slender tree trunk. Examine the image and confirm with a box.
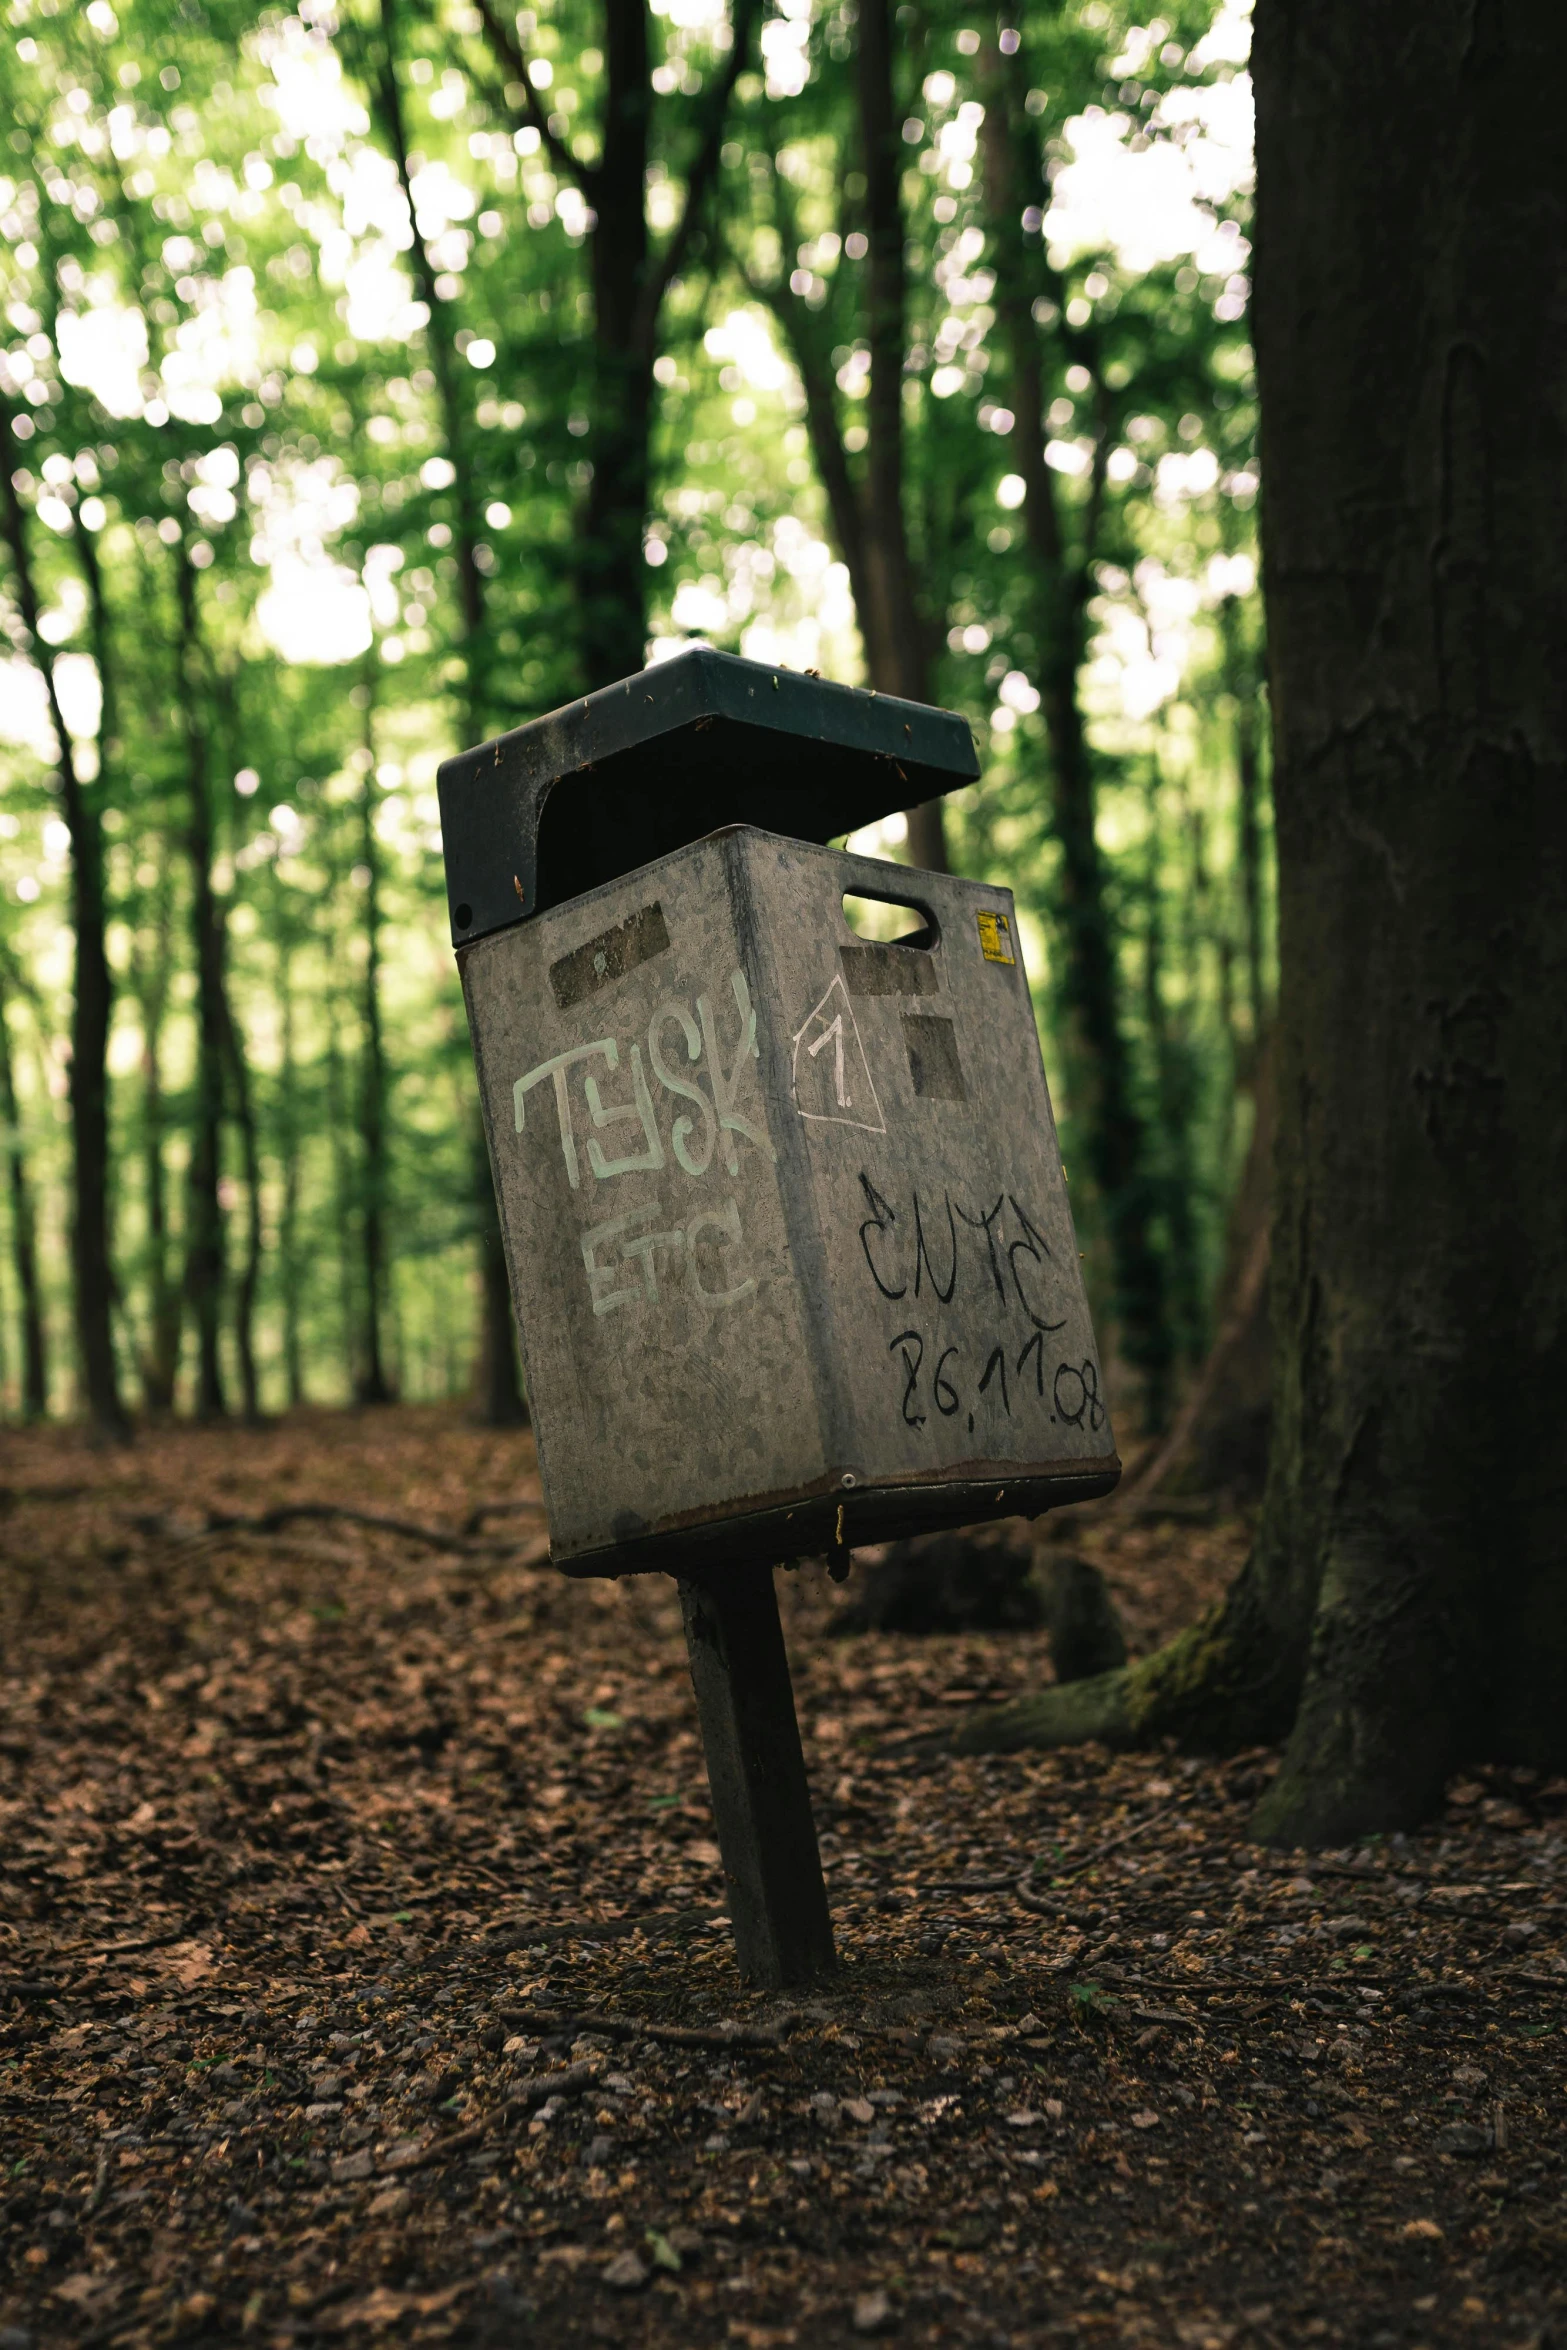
[225,1007,263,1423]
[376,2,527,1425]
[176,554,227,1420]
[276,939,305,1410]
[756,12,946,867]
[856,0,944,869]
[0,402,126,1436]
[325,994,359,1403]
[131,903,180,1414]
[1142,809,1203,1368]
[578,0,653,689]
[473,1104,527,1426]
[979,59,1172,1424]
[954,0,1567,1843]
[472,0,754,695]
[0,968,47,1420]
[357,695,392,1404]
[1130,1038,1275,1502]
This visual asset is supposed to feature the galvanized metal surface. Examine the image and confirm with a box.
[460,824,1119,1575]
[437,645,978,947]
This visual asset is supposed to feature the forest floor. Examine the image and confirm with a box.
[1,1406,1563,2350]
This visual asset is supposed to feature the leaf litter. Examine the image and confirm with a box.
[1,1407,1564,2348]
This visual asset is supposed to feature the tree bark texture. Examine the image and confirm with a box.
[0,401,125,1437]
[956,0,1567,1843]
[1244,0,1567,1839]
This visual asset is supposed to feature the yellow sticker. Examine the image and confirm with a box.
[976,909,1016,966]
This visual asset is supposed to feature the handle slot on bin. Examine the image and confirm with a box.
[841,888,940,950]
[440,646,1119,1989]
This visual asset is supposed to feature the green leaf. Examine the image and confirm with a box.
[583,1707,624,1730]
[644,2227,682,2274]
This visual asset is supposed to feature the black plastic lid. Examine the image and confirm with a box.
[437,645,979,946]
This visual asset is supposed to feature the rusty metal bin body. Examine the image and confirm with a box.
[458,820,1119,1575]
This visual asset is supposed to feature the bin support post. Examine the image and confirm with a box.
[677,1566,837,1989]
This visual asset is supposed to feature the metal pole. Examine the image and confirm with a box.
[677,1565,837,1989]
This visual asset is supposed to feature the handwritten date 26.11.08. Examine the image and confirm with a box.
[857,1173,1106,1440]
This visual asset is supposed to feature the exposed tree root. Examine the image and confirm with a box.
[947,1563,1302,1763]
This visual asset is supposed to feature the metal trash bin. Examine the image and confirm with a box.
[441,647,1120,1578]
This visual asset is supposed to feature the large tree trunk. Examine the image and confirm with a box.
[1244,0,1567,1838]
[954,0,1567,1841]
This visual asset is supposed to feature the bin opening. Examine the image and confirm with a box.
[842,889,939,951]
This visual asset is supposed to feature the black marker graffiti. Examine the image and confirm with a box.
[1007,1196,1068,1333]
[954,1193,1007,1302]
[978,1345,1010,1416]
[912,1191,958,1304]
[1053,1357,1106,1433]
[889,1329,926,1428]
[887,1331,1103,1440]
[859,1175,906,1301]
[857,1175,1068,1331]
[856,1172,1096,1442]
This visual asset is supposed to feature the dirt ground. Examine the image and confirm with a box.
[1,1407,1562,2349]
